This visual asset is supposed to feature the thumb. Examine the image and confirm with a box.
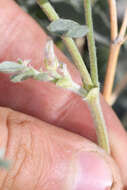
[0,107,122,190]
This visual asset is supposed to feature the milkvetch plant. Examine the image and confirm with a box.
[0,0,110,154]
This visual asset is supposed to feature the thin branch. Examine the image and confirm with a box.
[119,9,127,38]
[84,0,99,87]
[103,0,118,102]
[103,44,121,102]
[103,4,127,103]
[84,0,110,153]
[108,0,118,41]
[107,0,118,41]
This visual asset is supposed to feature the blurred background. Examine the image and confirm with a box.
[15,0,127,128]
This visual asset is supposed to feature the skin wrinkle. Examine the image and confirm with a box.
[29,127,44,190]
[55,93,76,124]
[31,119,76,189]
[22,120,57,190]
[37,134,57,189]
[1,112,26,190]
[8,146,27,190]
[11,132,33,190]
[37,141,67,189]
[35,84,74,123]
[13,120,43,190]
[55,93,96,142]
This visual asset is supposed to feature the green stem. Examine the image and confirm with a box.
[84,0,110,153]
[84,0,99,86]
[62,37,93,90]
[86,88,110,154]
[37,0,59,21]
[37,0,93,90]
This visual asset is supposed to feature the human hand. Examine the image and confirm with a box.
[0,0,126,189]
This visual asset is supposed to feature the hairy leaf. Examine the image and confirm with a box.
[0,61,26,73]
[47,19,89,38]
[11,69,35,82]
[34,72,53,81]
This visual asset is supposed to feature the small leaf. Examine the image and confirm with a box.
[34,73,53,81]
[47,19,89,38]
[44,40,59,70]
[11,69,35,82]
[0,61,26,73]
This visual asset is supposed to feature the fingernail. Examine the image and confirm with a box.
[74,152,113,190]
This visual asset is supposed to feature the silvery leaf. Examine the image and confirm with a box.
[10,69,35,82]
[0,61,26,73]
[47,19,89,38]
[34,73,53,81]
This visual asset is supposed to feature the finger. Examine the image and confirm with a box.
[0,107,122,190]
[0,0,127,187]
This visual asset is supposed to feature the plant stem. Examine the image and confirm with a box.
[103,0,118,103]
[107,0,118,41]
[37,0,59,21]
[83,0,110,153]
[103,6,127,103]
[37,0,93,90]
[62,37,93,89]
[84,0,99,87]
[103,44,120,102]
[86,88,110,154]
[118,9,127,38]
